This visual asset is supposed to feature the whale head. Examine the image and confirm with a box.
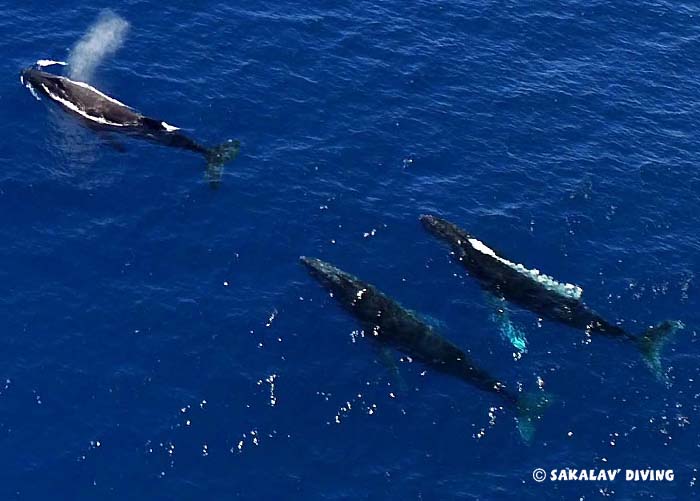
[420,214,470,244]
[20,67,58,98]
[300,257,347,287]
[300,256,368,301]
[21,67,42,86]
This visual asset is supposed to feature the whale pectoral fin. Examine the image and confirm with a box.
[414,311,448,330]
[516,391,553,443]
[376,347,408,393]
[93,129,127,153]
[485,293,528,354]
[100,134,127,153]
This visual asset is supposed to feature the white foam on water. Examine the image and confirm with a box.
[41,84,125,127]
[68,10,129,82]
[467,237,583,300]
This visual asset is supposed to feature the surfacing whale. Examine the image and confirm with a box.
[300,256,551,441]
[420,214,683,381]
[20,61,239,186]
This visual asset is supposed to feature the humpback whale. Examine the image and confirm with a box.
[420,214,683,380]
[300,256,550,440]
[20,62,239,186]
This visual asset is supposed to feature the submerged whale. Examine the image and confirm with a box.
[420,214,683,380]
[20,61,239,185]
[300,256,550,440]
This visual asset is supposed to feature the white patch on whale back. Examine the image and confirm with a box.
[36,59,68,67]
[466,237,583,300]
[161,121,179,132]
[69,79,131,108]
[41,84,126,127]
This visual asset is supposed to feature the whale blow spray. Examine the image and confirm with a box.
[68,10,129,82]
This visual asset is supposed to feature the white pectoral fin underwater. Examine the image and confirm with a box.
[486,295,528,354]
[300,256,553,443]
[516,391,553,444]
[420,214,686,384]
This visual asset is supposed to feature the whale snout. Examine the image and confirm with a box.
[419,214,438,227]
[19,67,29,85]
[300,256,347,285]
[420,214,467,243]
[20,67,41,87]
[420,214,446,235]
[300,256,327,275]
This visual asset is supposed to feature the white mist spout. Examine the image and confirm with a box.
[68,10,129,82]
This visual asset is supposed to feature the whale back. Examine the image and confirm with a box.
[24,69,142,127]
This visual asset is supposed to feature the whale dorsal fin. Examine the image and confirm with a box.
[140,117,166,130]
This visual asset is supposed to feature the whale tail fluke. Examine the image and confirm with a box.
[637,320,684,383]
[516,391,553,443]
[204,139,240,188]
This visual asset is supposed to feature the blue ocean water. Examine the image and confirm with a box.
[2,1,700,499]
